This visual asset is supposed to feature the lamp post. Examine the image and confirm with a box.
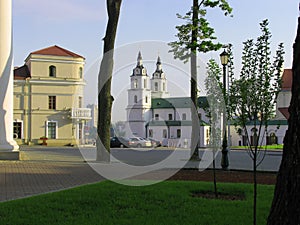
[220,49,229,169]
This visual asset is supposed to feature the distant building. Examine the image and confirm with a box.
[124,52,289,148]
[13,45,91,146]
[125,52,210,148]
[86,104,98,129]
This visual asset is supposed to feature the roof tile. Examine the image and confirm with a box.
[30,45,85,59]
[281,69,292,91]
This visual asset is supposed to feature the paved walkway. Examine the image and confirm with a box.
[0,149,104,202]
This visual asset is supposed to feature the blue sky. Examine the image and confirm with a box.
[12,0,300,118]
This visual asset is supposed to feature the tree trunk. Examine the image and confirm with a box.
[97,0,122,162]
[253,146,257,225]
[267,17,300,225]
[190,0,200,160]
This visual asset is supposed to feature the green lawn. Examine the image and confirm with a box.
[0,181,274,225]
[231,144,283,150]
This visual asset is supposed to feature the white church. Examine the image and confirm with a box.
[125,52,210,148]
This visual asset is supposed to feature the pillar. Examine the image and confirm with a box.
[0,0,19,159]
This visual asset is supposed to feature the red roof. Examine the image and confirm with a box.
[14,65,31,80]
[281,69,292,91]
[30,45,85,59]
[278,107,289,120]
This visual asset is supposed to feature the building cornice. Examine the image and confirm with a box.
[14,79,86,86]
[28,58,85,65]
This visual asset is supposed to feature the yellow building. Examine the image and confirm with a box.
[13,45,91,146]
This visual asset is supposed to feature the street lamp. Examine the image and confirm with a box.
[220,49,229,170]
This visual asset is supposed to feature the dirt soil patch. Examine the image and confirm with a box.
[168,169,277,185]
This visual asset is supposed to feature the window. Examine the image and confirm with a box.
[79,96,82,108]
[13,122,22,139]
[49,65,56,77]
[163,82,165,91]
[79,123,83,140]
[49,96,56,109]
[177,129,181,138]
[149,129,153,138]
[145,96,148,103]
[79,67,83,79]
[163,129,167,138]
[198,113,202,120]
[182,113,187,120]
[144,79,147,88]
[155,114,159,120]
[267,133,278,145]
[47,121,57,139]
[154,82,158,91]
[168,114,173,120]
[134,95,138,103]
[134,79,138,88]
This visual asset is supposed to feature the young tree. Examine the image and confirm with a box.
[97,0,122,162]
[267,16,300,225]
[204,58,224,198]
[169,0,232,159]
[229,19,284,225]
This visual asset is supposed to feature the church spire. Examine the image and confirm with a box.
[156,56,162,72]
[132,51,147,76]
[137,51,143,67]
[152,55,164,79]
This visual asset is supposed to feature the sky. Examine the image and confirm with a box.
[12,0,300,121]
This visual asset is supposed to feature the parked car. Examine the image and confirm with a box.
[147,138,162,147]
[110,137,129,148]
[128,137,152,148]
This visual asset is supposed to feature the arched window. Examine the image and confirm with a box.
[79,67,83,79]
[133,79,138,88]
[251,127,258,146]
[155,82,158,91]
[49,65,56,77]
[134,95,138,103]
[267,132,278,145]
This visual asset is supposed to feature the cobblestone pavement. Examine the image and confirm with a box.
[0,149,104,202]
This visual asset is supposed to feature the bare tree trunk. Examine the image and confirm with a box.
[267,17,300,225]
[253,146,257,225]
[190,0,200,160]
[97,0,122,162]
[212,153,218,198]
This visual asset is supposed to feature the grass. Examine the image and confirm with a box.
[231,144,283,150]
[0,181,274,225]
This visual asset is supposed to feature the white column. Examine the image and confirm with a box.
[0,0,19,151]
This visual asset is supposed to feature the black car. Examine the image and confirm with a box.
[110,137,129,148]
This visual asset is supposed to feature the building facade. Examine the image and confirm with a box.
[13,45,91,146]
[125,52,210,148]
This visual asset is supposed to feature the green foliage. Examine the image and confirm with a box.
[204,58,223,148]
[228,19,285,150]
[0,181,274,225]
[169,0,233,63]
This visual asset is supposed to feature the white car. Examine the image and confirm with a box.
[128,137,152,148]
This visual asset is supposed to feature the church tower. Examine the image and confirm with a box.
[126,52,152,137]
[151,56,169,98]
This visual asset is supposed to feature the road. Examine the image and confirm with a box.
[20,146,282,172]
